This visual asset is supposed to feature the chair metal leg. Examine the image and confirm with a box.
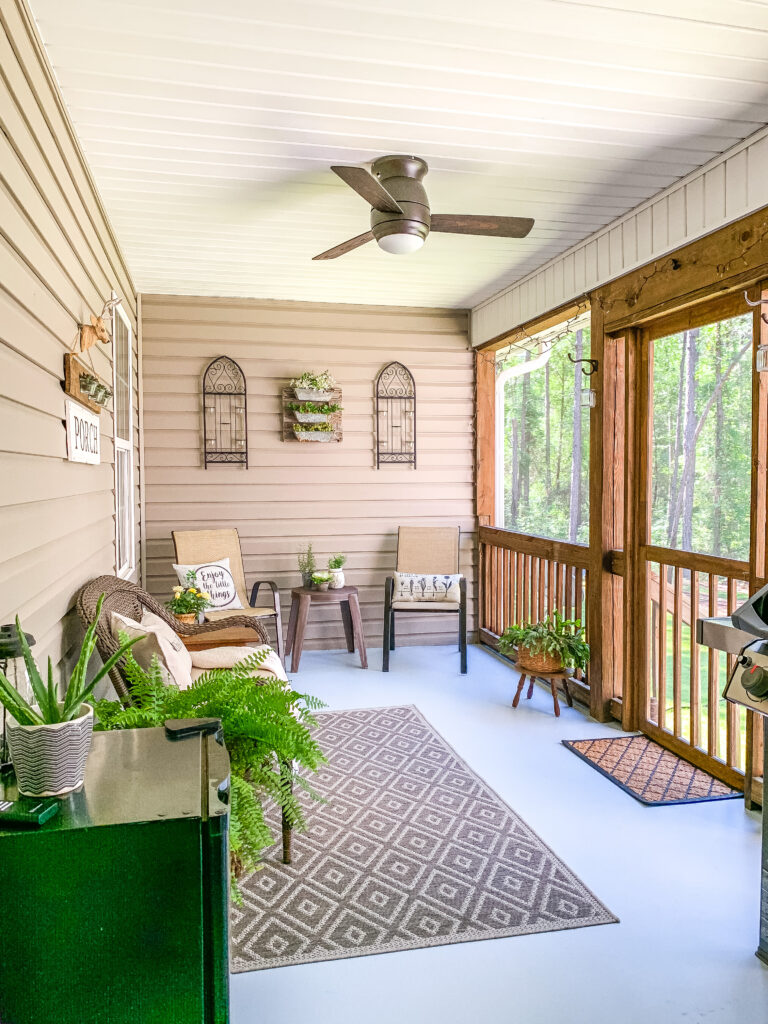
[390,612,395,650]
[459,580,467,674]
[383,578,392,672]
[273,602,284,663]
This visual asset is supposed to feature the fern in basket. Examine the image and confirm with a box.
[92,644,327,899]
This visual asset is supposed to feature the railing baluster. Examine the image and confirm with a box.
[522,554,530,624]
[673,565,682,740]
[690,570,701,749]
[726,577,739,769]
[658,562,667,731]
[708,574,719,758]
[537,558,546,621]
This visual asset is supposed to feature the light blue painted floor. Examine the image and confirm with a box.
[231,644,768,1024]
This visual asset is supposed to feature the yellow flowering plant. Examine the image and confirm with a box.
[166,570,213,616]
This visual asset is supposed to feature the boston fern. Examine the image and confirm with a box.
[498,610,590,673]
[92,646,327,899]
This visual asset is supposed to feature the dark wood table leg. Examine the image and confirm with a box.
[526,678,535,700]
[549,677,561,717]
[340,599,355,653]
[285,594,299,658]
[347,591,368,668]
[563,677,574,708]
[512,674,526,708]
[291,594,311,673]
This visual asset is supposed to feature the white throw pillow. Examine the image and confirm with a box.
[110,609,193,689]
[190,644,286,682]
[393,572,462,603]
[172,558,244,611]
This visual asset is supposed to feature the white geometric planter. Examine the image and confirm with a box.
[7,704,94,797]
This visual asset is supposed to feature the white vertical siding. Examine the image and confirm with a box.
[0,0,138,673]
[472,127,768,346]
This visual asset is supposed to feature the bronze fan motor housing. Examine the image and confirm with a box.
[312,152,534,260]
[369,155,431,248]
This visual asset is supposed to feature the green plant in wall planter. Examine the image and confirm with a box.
[287,401,342,424]
[498,610,589,675]
[293,422,335,442]
[0,596,143,796]
[290,370,337,402]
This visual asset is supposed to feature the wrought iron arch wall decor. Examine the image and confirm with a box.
[202,356,248,467]
[376,361,416,468]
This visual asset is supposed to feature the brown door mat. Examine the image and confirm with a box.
[562,735,742,806]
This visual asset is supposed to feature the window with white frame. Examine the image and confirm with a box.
[112,298,135,578]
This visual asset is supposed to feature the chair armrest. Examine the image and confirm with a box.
[249,580,280,611]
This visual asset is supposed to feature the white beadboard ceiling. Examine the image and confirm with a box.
[29,0,768,309]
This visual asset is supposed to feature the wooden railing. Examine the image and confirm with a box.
[644,545,751,783]
[478,526,590,694]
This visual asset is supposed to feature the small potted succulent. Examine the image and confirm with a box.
[311,571,333,592]
[328,553,347,590]
[288,401,342,424]
[298,543,316,588]
[498,611,589,675]
[293,422,335,442]
[0,596,142,796]
[290,370,337,402]
[166,570,212,624]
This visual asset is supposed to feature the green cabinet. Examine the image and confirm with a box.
[0,727,230,1024]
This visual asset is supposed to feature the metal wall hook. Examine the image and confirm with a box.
[744,290,768,325]
[567,353,598,376]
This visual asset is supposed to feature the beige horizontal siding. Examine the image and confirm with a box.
[142,294,476,651]
[0,0,138,676]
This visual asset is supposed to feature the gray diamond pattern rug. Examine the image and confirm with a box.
[231,705,617,972]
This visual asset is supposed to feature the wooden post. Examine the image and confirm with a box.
[621,327,643,732]
[475,349,495,527]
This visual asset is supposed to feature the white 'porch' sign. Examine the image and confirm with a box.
[65,398,101,464]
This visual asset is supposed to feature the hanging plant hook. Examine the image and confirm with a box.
[567,353,598,376]
[744,290,768,325]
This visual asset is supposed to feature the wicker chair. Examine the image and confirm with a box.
[76,575,269,702]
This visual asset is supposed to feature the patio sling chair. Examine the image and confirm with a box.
[383,526,467,674]
[172,528,284,661]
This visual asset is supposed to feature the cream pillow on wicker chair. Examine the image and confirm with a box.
[393,572,462,603]
[110,610,193,689]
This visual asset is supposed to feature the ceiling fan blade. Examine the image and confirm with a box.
[430,214,534,238]
[331,165,403,214]
[312,230,375,261]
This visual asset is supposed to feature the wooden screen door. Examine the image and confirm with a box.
[627,294,757,789]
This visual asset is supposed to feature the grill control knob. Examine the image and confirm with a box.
[741,663,768,700]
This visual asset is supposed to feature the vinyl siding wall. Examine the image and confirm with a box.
[0,0,139,675]
[141,295,476,650]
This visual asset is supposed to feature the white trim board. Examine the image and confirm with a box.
[471,126,768,347]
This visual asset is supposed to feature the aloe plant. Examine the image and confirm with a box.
[0,595,143,726]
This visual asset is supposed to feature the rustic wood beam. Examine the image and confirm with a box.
[475,350,495,526]
[475,297,589,352]
[595,204,768,332]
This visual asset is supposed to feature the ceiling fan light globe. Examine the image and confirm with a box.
[377,232,425,255]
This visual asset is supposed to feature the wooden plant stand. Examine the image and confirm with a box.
[285,585,367,672]
[512,667,574,718]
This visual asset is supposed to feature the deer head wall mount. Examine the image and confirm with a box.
[79,297,123,352]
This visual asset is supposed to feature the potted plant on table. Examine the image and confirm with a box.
[298,543,316,587]
[167,570,212,624]
[328,553,347,590]
[311,571,333,593]
[290,370,337,402]
[0,596,142,796]
[498,611,590,675]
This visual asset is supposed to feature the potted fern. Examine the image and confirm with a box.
[498,611,589,675]
[0,597,142,796]
[93,646,326,897]
[328,553,347,590]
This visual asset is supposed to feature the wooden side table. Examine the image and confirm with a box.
[512,667,574,717]
[285,586,367,672]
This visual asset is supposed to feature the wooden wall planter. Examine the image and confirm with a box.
[63,353,110,414]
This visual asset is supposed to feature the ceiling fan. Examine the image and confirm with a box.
[313,155,535,260]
